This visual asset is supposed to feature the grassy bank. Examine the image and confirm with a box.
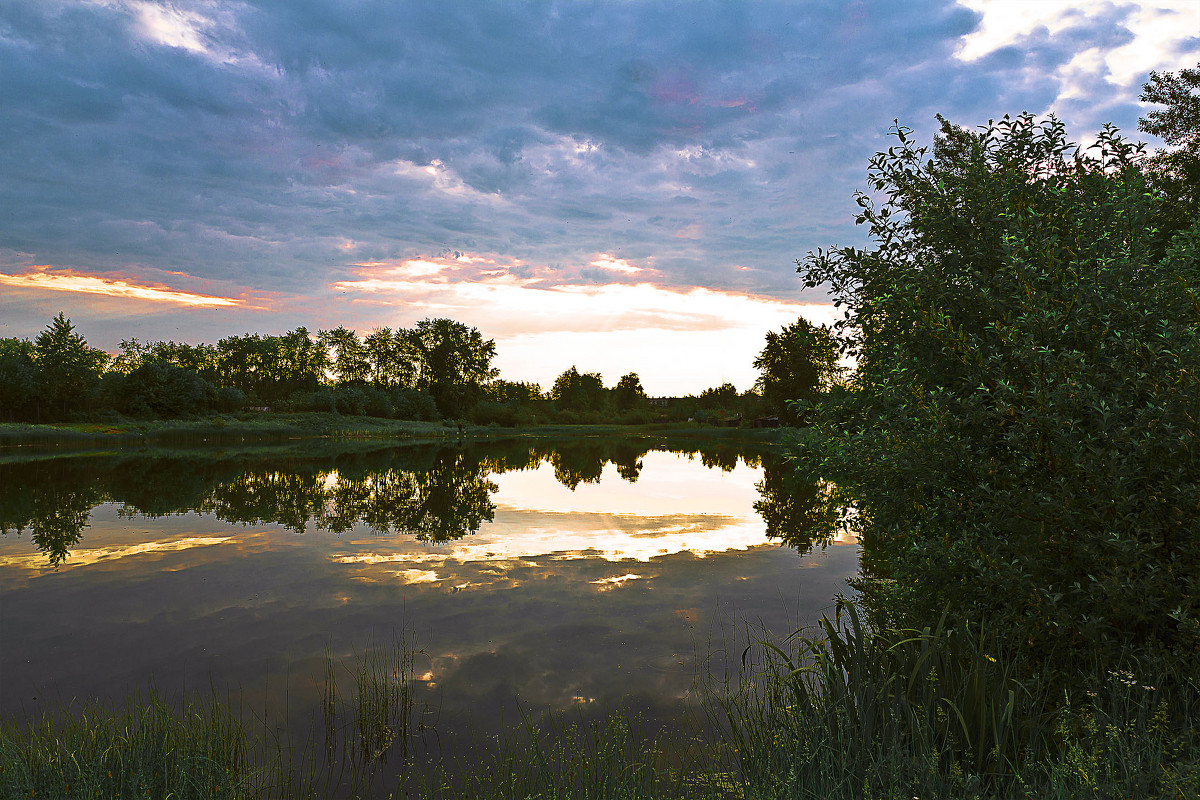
[0,414,789,451]
[4,613,1196,799]
[0,413,450,448]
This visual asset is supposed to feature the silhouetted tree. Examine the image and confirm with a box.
[408,318,498,418]
[0,338,36,421]
[364,327,418,389]
[552,366,607,412]
[698,382,737,410]
[319,326,370,384]
[276,327,329,397]
[215,333,271,399]
[485,380,543,404]
[113,338,221,384]
[754,318,842,425]
[612,372,647,411]
[33,313,107,419]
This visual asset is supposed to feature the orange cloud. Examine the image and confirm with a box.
[0,266,247,308]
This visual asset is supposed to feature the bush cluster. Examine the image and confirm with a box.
[799,112,1200,674]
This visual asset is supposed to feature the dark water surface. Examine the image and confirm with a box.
[0,436,856,778]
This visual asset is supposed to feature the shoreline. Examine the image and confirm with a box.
[0,413,790,453]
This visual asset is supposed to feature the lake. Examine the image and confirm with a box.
[0,435,857,786]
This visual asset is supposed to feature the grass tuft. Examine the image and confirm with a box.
[0,688,254,799]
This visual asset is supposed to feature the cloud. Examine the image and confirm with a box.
[1,0,1196,367]
[955,1,1199,128]
[588,254,644,275]
[0,265,252,308]
[131,1,214,55]
[329,250,836,337]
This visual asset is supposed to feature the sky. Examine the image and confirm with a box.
[1,0,1197,395]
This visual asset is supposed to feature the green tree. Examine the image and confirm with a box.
[612,372,647,411]
[216,331,311,403]
[753,318,842,425]
[0,338,37,421]
[485,379,543,404]
[698,382,737,410]
[1139,61,1200,231]
[551,366,607,412]
[114,339,221,383]
[32,313,107,419]
[364,327,417,389]
[407,318,497,418]
[798,114,1200,670]
[215,333,274,401]
[318,326,369,385]
[154,341,219,383]
[110,338,150,375]
[276,327,328,397]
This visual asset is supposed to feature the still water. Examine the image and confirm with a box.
[0,436,856,766]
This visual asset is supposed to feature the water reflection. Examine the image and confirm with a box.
[0,436,859,787]
[204,449,498,542]
[754,460,848,552]
[1,438,842,567]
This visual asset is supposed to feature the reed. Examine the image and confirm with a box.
[704,600,1200,799]
[413,705,728,800]
[350,630,415,767]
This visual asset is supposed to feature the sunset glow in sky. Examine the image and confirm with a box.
[1,1,1196,393]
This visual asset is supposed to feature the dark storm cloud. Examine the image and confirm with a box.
[0,0,1183,316]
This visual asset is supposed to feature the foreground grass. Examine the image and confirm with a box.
[3,612,1197,800]
[714,603,1200,800]
[0,690,252,799]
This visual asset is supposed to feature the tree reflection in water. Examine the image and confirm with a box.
[753,452,847,554]
[1,437,847,565]
[0,461,99,565]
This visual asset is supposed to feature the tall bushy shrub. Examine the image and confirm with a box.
[799,114,1200,669]
[119,363,210,417]
[390,388,439,421]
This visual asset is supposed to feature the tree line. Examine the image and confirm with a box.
[0,309,842,427]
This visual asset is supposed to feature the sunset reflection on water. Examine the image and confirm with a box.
[0,439,859,766]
